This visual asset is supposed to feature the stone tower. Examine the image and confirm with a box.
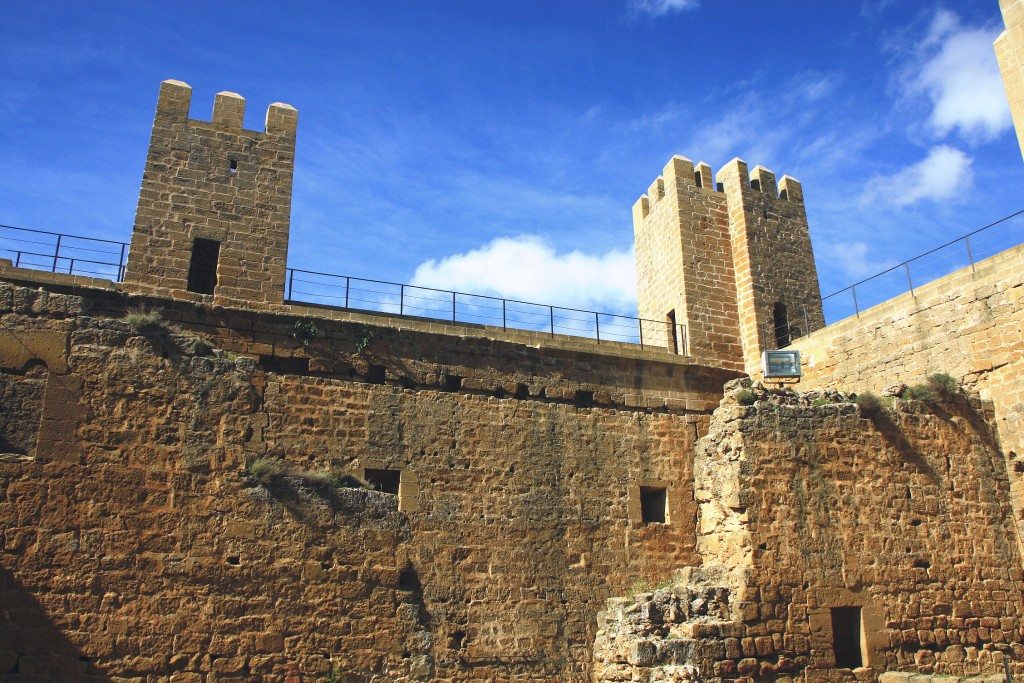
[122,79,298,308]
[996,0,1024,160]
[633,155,825,376]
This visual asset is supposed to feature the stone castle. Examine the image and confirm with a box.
[0,4,1023,682]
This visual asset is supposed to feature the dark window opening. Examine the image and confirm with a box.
[259,356,308,374]
[640,486,668,524]
[693,171,703,188]
[365,364,386,384]
[773,302,790,348]
[750,178,761,191]
[186,238,220,294]
[442,374,463,392]
[229,158,238,174]
[831,606,864,669]
[258,355,310,375]
[715,181,724,193]
[574,390,594,408]
[365,468,401,495]
[780,188,789,200]
[667,310,679,354]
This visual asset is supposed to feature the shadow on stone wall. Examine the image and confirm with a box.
[0,566,112,682]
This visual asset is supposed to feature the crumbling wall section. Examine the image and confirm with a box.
[593,382,1024,683]
[790,245,1024,553]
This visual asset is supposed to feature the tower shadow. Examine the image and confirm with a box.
[0,566,113,681]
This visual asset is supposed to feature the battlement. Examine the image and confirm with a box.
[634,157,804,224]
[155,79,298,136]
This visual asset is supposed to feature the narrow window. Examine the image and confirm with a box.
[667,310,679,354]
[365,468,401,495]
[574,390,594,408]
[773,302,790,348]
[693,171,703,189]
[186,239,220,294]
[640,486,668,524]
[779,188,789,201]
[229,158,238,174]
[831,606,864,669]
[750,178,761,191]
[364,364,386,384]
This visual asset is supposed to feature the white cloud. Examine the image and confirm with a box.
[411,235,637,315]
[818,241,894,281]
[628,0,698,18]
[861,145,973,207]
[911,11,1011,141]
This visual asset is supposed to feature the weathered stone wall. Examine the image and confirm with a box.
[122,80,297,308]
[0,280,733,682]
[789,245,1024,546]
[0,364,46,455]
[593,382,1024,683]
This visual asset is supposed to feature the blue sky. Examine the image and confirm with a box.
[2,0,1021,322]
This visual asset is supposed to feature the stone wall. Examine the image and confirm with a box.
[593,382,1024,683]
[788,245,1024,545]
[0,279,735,682]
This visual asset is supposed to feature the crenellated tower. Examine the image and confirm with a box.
[633,156,744,370]
[122,79,298,307]
[996,0,1024,160]
[633,155,825,376]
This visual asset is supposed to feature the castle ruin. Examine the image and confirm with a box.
[0,5,1023,682]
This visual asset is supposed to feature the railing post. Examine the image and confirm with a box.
[400,284,405,315]
[905,263,914,296]
[638,319,644,349]
[68,258,75,274]
[595,312,600,343]
[287,269,294,300]
[852,286,859,317]
[965,235,976,273]
[14,251,21,268]
[452,291,456,322]
[502,299,507,330]
[118,243,126,282]
[550,307,555,337]
[52,234,62,272]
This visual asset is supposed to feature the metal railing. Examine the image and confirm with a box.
[0,221,690,353]
[286,268,687,351]
[0,224,128,281]
[821,210,1024,323]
